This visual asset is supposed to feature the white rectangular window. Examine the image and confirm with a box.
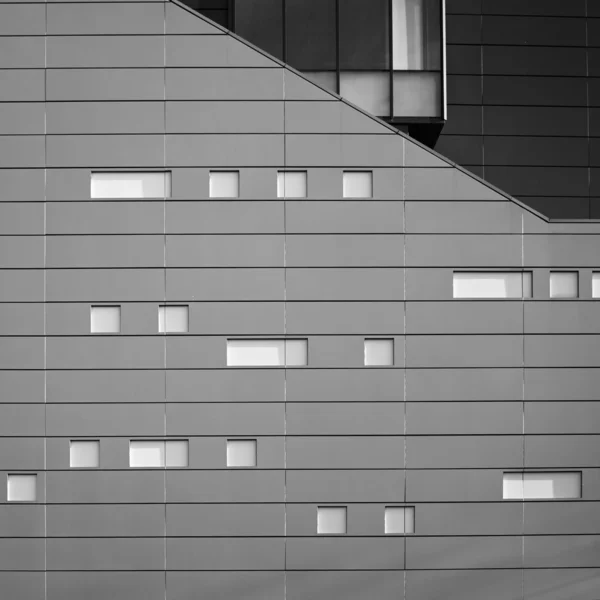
[277,171,307,198]
[90,305,121,334]
[364,338,394,366]
[453,272,533,299]
[343,171,373,199]
[209,171,239,198]
[317,506,347,534]
[7,474,37,502]
[503,472,582,500]
[550,271,578,299]
[158,305,189,333]
[226,339,308,366]
[91,172,171,199]
[227,439,257,467]
[70,440,100,468]
[129,440,188,468]
[593,273,600,298]
[385,506,415,534]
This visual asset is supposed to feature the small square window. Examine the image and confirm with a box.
[210,171,239,198]
[226,339,308,366]
[91,172,171,199]
[317,506,347,534]
[277,171,307,198]
[385,506,415,534]
[166,440,189,468]
[550,271,578,299]
[90,305,120,333]
[70,440,100,468]
[158,305,189,333]
[285,339,308,366]
[364,339,394,366]
[343,171,373,198]
[227,439,257,467]
[7,474,37,502]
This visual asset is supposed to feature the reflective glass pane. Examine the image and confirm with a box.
[317,507,347,534]
[340,72,391,116]
[234,0,283,60]
[227,439,257,467]
[549,272,579,298]
[70,440,100,468]
[339,0,390,70]
[304,71,338,92]
[7,474,37,502]
[286,0,337,70]
[393,71,441,117]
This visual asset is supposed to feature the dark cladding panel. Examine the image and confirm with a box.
[234,0,283,60]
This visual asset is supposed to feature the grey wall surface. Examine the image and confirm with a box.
[0,1,599,599]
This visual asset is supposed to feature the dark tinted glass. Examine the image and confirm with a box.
[234,0,284,60]
[285,0,337,70]
[339,0,390,70]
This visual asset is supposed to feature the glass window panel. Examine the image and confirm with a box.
[7,474,37,502]
[285,339,308,366]
[70,440,100,468]
[277,171,307,198]
[393,71,441,117]
[234,0,283,60]
[227,439,257,467]
[385,507,406,534]
[158,306,189,333]
[91,172,171,199]
[392,0,441,70]
[550,271,579,299]
[524,472,581,499]
[453,272,533,299]
[340,72,391,116]
[364,339,394,366]
[317,506,347,534]
[343,171,373,198]
[593,273,600,298]
[90,305,121,334]
[286,0,337,70]
[210,171,239,198]
[502,473,524,499]
[166,440,189,467]
[130,441,165,468]
[227,340,286,366]
[303,71,338,92]
[339,0,390,70]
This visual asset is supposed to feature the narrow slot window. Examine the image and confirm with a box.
[503,472,582,499]
[226,339,308,366]
[91,172,171,198]
[453,272,533,299]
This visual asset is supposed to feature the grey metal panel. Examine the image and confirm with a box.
[167,504,285,536]
[166,101,284,133]
[525,436,599,468]
[0,70,44,101]
[524,535,600,568]
[0,404,44,436]
[286,437,404,469]
[47,573,166,600]
[166,68,284,100]
[407,436,523,468]
[286,268,404,301]
[286,538,405,570]
[187,437,285,469]
[166,235,284,267]
[45,403,165,436]
[406,570,523,600]
[46,102,165,134]
[187,302,285,335]
[166,470,285,503]
[0,540,45,570]
[285,369,404,403]
[47,269,165,302]
[167,572,284,600]
[0,338,44,369]
[286,302,403,335]
[525,234,600,267]
[166,268,284,301]
[0,236,43,268]
[0,371,44,404]
[524,503,600,535]
[525,402,600,434]
[406,267,458,300]
[406,469,503,502]
[46,134,165,167]
[407,402,522,435]
[46,69,166,101]
[0,103,45,135]
[286,403,404,435]
[166,35,277,68]
[0,203,43,234]
[0,304,43,335]
[45,168,91,201]
[47,36,165,68]
[285,201,404,234]
[0,439,44,470]
[524,568,600,600]
[166,134,284,166]
[166,403,285,436]
[406,335,523,368]
[286,235,404,267]
[47,2,165,34]
[406,368,524,401]
[47,370,165,404]
[165,337,223,369]
[525,302,600,334]
[525,368,600,401]
[406,536,522,569]
[525,335,600,367]
[0,169,45,201]
[283,70,336,101]
[166,369,284,403]
[166,538,285,570]
[0,574,44,600]
[46,471,165,504]
[0,38,45,68]
[0,136,45,168]
[166,202,284,234]
[47,538,165,570]
[286,470,404,503]
[0,505,44,537]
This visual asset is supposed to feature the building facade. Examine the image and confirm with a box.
[0,0,600,599]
